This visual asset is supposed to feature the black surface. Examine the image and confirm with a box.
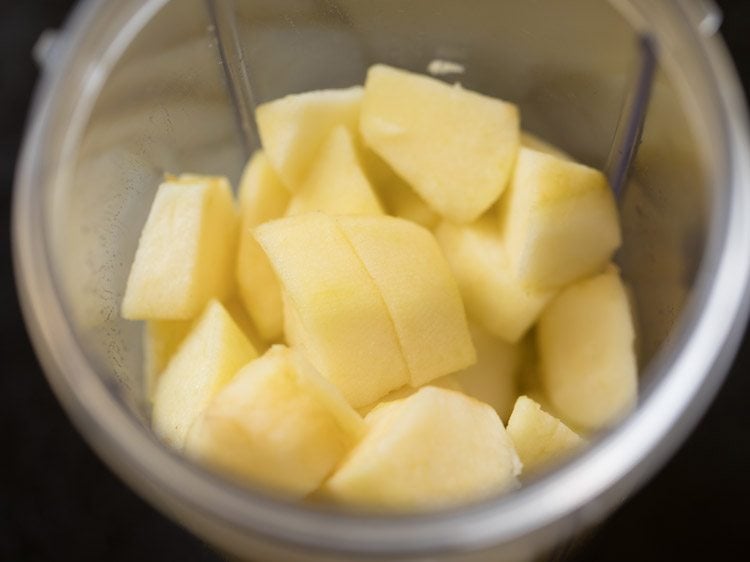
[1,1,749,561]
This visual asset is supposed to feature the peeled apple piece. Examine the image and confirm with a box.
[255,213,410,407]
[323,387,522,510]
[435,216,555,343]
[452,323,522,422]
[142,319,192,402]
[186,345,365,497]
[238,151,291,222]
[236,152,289,342]
[152,300,258,448]
[506,395,583,473]
[286,126,383,216]
[361,149,440,229]
[538,269,637,431]
[498,147,621,290]
[122,175,238,319]
[256,86,363,191]
[360,64,520,223]
[337,215,475,386]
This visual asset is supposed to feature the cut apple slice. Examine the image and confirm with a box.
[236,152,289,342]
[538,269,637,430]
[361,149,439,229]
[360,64,519,223]
[498,147,621,290]
[452,323,522,422]
[435,216,555,343]
[142,319,192,402]
[323,387,521,510]
[286,126,383,216]
[186,345,364,497]
[122,175,238,319]
[506,395,583,473]
[337,215,475,386]
[256,86,363,191]
[152,300,258,448]
[255,213,409,407]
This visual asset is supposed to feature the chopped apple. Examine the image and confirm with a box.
[506,395,583,473]
[152,300,258,448]
[538,269,637,430]
[452,323,522,421]
[122,175,238,320]
[360,64,520,223]
[361,149,439,229]
[186,345,364,497]
[255,213,410,407]
[435,216,555,343]
[337,216,475,386]
[237,151,291,224]
[142,319,192,402]
[357,375,463,416]
[224,297,271,355]
[497,148,621,290]
[323,387,521,510]
[286,126,383,216]
[256,86,363,190]
[235,152,289,342]
[236,226,284,342]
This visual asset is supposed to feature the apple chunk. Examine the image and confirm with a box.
[152,300,258,448]
[286,126,383,216]
[122,175,238,319]
[538,269,637,430]
[435,216,555,343]
[323,387,521,510]
[452,323,522,422]
[186,345,364,497]
[255,213,409,407]
[360,64,519,223]
[235,152,289,342]
[506,395,583,473]
[498,148,621,290]
[256,86,363,191]
[337,215,475,386]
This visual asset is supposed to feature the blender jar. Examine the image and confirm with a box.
[13,0,750,560]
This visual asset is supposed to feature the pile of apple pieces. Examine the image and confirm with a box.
[122,65,637,511]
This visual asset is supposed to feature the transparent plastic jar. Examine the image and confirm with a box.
[13,1,750,560]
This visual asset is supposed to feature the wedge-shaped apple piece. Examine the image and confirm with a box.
[286,126,383,216]
[238,151,291,223]
[255,213,409,407]
[152,300,258,448]
[498,148,621,290]
[323,387,521,510]
[224,297,270,355]
[122,175,238,319]
[186,345,364,497]
[143,319,192,402]
[507,395,583,473]
[357,375,463,416]
[452,323,522,421]
[538,269,637,430]
[360,64,519,223]
[256,86,363,190]
[236,152,289,342]
[361,149,439,229]
[338,216,475,386]
[435,217,555,343]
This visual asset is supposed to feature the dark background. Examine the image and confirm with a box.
[1,1,749,561]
